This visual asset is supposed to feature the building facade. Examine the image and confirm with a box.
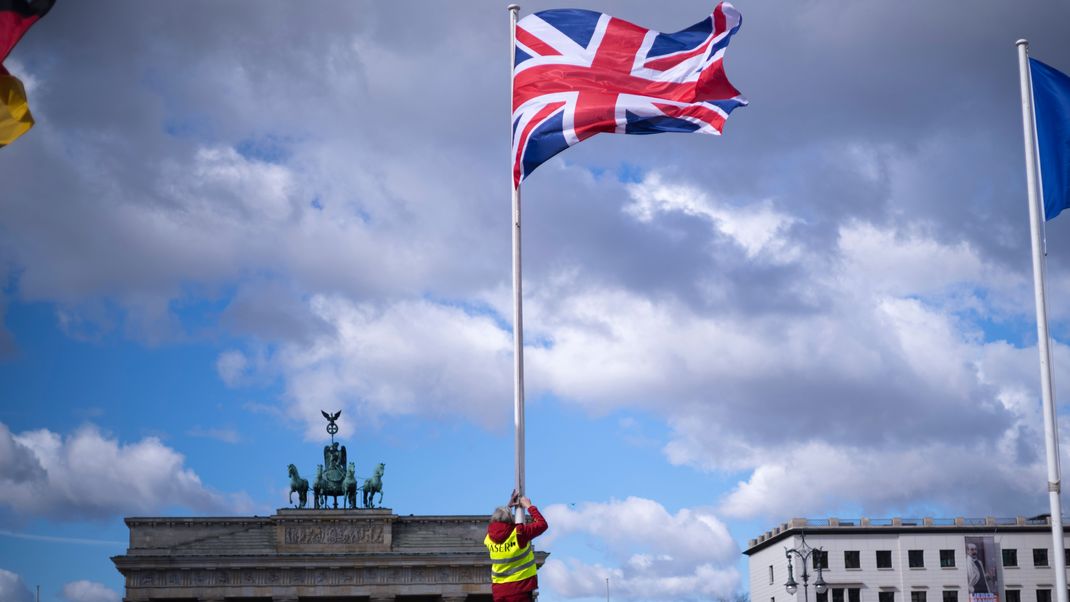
[112,508,548,602]
[746,517,1069,602]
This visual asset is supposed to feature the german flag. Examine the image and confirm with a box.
[1,0,54,147]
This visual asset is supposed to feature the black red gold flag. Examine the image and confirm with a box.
[0,0,54,147]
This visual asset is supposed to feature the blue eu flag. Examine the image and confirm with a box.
[1031,58,1070,221]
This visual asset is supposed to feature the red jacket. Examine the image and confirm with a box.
[486,505,548,599]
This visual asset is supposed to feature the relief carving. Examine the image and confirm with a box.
[284,524,385,545]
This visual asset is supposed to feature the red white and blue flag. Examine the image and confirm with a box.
[511,2,747,187]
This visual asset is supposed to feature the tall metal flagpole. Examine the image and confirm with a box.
[508,3,526,525]
[1017,39,1068,602]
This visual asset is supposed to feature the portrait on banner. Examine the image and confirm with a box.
[965,536,1000,602]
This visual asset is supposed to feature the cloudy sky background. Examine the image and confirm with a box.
[2,1,1070,601]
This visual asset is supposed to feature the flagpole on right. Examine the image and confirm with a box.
[508,2,527,525]
[1016,39,1068,602]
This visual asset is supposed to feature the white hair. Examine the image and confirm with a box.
[490,506,513,524]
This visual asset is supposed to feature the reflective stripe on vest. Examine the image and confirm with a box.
[484,529,537,584]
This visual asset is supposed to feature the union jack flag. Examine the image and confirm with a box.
[511,3,747,188]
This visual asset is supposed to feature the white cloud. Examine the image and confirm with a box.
[625,174,798,261]
[515,213,1055,517]
[62,581,121,602]
[0,569,33,602]
[642,291,1052,516]
[837,221,991,297]
[543,558,741,602]
[207,205,1062,518]
[717,441,1042,520]
[270,295,513,438]
[0,422,253,520]
[216,349,250,387]
[540,497,740,601]
[3,139,458,338]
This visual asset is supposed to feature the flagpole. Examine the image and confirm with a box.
[509,2,527,525]
[1017,39,1068,602]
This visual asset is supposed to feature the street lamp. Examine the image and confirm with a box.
[784,533,828,602]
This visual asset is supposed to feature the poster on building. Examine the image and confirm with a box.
[965,536,1000,602]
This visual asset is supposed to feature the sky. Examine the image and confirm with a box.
[1,1,1070,601]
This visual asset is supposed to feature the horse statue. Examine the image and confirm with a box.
[312,464,326,509]
[362,462,385,508]
[343,462,358,509]
[287,464,309,508]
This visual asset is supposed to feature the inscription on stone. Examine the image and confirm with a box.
[284,524,385,545]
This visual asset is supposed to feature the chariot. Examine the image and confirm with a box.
[286,410,385,509]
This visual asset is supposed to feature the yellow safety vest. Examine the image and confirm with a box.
[485,528,537,584]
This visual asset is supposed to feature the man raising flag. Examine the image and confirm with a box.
[485,491,548,602]
[1,0,55,147]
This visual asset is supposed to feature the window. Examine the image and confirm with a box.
[940,549,956,568]
[1034,548,1049,567]
[1003,548,1018,567]
[911,592,928,602]
[1037,589,1052,602]
[814,550,829,570]
[1065,548,1070,564]
[1005,591,1020,602]
[833,588,845,602]
[877,550,893,569]
[879,593,895,602]
[849,589,861,602]
[818,590,829,602]
[943,591,958,602]
[769,565,774,585]
[909,550,925,568]
[845,550,861,569]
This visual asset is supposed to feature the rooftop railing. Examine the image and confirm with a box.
[747,515,1062,549]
